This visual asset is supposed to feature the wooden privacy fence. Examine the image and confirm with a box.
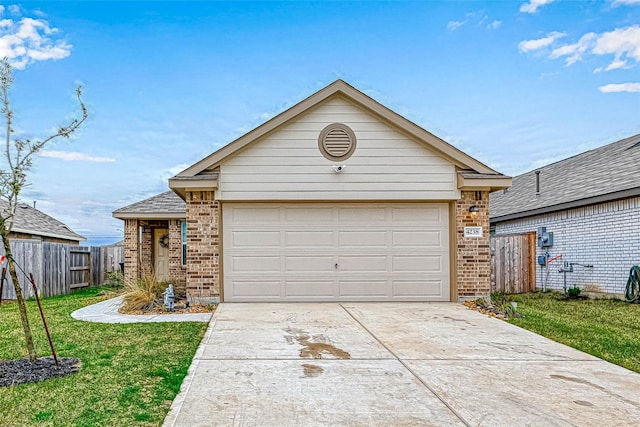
[490,232,537,294]
[0,240,123,300]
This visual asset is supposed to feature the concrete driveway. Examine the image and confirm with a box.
[164,303,640,426]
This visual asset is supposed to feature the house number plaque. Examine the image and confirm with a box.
[464,226,483,238]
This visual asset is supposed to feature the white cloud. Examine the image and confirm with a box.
[598,82,640,93]
[518,32,565,53]
[612,0,640,6]
[39,150,116,162]
[447,20,466,31]
[549,32,597,65]
[594,58,628,72]
[546,26,640,70]
[447,11,501,32]
[592,26,640,65]
[161,163,190,180]
[0,6,4,15]
[8,5,20,16]
[0,16,72,69]
[520,0,555,14]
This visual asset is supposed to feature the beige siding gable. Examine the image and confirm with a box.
[218,97,460,201]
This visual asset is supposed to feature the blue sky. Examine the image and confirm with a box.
[1,0,639,245]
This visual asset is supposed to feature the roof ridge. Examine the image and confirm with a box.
[518,133,640,175]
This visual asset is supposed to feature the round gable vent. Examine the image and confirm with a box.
[318,123,357,161]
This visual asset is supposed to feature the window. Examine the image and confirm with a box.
[181,221,187,266]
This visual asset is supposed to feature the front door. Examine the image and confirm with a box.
[154,228,170,282]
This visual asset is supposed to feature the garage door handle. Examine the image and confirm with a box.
[335,263,338,269]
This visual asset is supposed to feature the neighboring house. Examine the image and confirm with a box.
[1,200,85,244]
[114,80,511,303]
[490,133,640,296]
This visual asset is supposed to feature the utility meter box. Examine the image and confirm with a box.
[537,227,554,248]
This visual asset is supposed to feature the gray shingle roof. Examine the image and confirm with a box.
[112,191,185,219]
[0,199,85,241]
[490,134,640,221]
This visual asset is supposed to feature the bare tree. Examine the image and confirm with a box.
[0,58,87,361]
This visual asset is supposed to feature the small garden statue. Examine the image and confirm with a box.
[163,284,175,312]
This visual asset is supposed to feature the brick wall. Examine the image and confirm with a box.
[186,190,220,304]
[494,196,640,295]
[455,190,491,299]
[168,219,186,292]
[123,219,139,285]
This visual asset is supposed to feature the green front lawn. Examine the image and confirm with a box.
[0,287,208,426]
[508,292,640,374]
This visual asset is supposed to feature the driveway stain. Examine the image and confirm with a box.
[284,328,351,359]
[302,364,324,377]
[550,374,640,408]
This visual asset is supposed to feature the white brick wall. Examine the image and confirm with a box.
[494,196,640,295]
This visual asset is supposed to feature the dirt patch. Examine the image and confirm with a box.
[302,364,324,377]
[284,328,350,359]
[0,356,81,387]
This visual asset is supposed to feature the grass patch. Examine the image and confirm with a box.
[0,286,208,426]
[508,291,640,374]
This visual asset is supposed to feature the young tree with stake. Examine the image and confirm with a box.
[0,58,88,362]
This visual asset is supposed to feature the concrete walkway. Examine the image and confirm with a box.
[164,302,640,426]
[71,296,213,323]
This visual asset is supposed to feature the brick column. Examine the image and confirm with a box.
[455,190,490,299]
[185,190,220,304]
[123,219,139,285]
[168,219,186,293]
[140,221,153,277]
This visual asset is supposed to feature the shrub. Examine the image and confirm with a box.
[566,286,582,299]
[105,270,123,287]
[121,274,167,311]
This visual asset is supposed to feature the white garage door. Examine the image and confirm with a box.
[222,203,450,302]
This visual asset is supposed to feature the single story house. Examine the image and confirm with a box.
[1,200,85,244]
[490,133,640,296]
[114,80,511,303]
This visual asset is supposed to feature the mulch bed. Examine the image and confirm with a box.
[463,299,524,319]
[0,356,81,387]
[119,301,216,315]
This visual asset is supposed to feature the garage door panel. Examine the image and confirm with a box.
[339,230,387,247]
[339,280,388,297]
[230,281,281,298]
[231,231,280,248]
[338,255,388,272]
[393,231,443,248]
[285,231,333,247]
[284,207,333,223]
[285,281,334,297]
[338,207,386,223]
[223,203,450,302]
[391,206,444,223]
[393,280,444,297]
[285,256,334,272]
[230,207,281,222]
[392,255,444,272]
[232,256,281,272]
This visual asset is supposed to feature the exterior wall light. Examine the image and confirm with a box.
[468,205,479,217]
